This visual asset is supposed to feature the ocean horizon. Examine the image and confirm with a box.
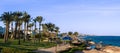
[83,36,120,47]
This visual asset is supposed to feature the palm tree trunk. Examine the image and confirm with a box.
[4,27,7,43]
[4,22,9,43]
[11,22,13,33]
[14,22,18,39]
[35,22,36,31]
[6,23,10,41]
[10,22,14,39]
[33,22,36,43]
[18,22,21,45]
[26,22,29,40]
[23,22,26,42]
[39,22,41,43]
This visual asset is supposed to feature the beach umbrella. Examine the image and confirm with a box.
[62,36,72,40]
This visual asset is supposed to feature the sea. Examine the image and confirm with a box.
[82,36,120,47]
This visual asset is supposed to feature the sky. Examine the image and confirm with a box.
[0,0,120,35]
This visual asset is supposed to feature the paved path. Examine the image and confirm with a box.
[35,44,72,53]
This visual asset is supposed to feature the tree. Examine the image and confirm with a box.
[68,31,73,36]
[18,18,23,45]
[33,18,37,43]
[40,24,50,42]
[36,16,43,43]
[45,23,55,33]
[45,23,57,42]
[0,12,13,43]
[13,11,23,45]
[13,11,23,39]
[22,12,30,41]
[73,32,79,36]
[72,32,79,41]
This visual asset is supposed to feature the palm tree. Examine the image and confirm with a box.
[12,11,23,45]
[73,32,79,36]
[18,18,23,45]
[12,11,23,39]
[36,16,43,43]
[68,31,73,36]
[33,18,37,43]
[0,12,13,43]
[73,32,79,41]
[22,12,30,41]
[45,23,55,33]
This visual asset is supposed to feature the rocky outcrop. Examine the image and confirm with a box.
[83,46,120,53]
[103,46,120,53]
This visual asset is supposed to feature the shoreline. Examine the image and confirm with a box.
[83,45,120,53]
[35,43,120,53]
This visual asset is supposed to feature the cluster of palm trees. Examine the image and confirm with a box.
[0,11,59,44]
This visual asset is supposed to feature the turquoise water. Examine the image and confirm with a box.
[83,36,120,47]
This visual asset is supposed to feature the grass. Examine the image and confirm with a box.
[0,39,56,53]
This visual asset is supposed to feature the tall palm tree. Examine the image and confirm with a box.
[36,16,43,43]
[0,12,13,43]
[18,18,23,45]
[33,18,37,43]
[13,11,23,39]
[22,12,30,41]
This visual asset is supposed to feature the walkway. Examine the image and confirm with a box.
[35,44,72,53]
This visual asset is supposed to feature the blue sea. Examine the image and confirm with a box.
[83,36,120,47]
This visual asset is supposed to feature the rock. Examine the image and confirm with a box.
[103,46,120,53]
[89,41,95,45]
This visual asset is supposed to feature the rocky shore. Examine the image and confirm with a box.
[83,46,120,53]
[36,44,120,53]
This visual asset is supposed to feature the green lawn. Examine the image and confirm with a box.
[0,39,56,53]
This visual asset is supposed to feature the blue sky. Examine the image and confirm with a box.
[1,0,120,35]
